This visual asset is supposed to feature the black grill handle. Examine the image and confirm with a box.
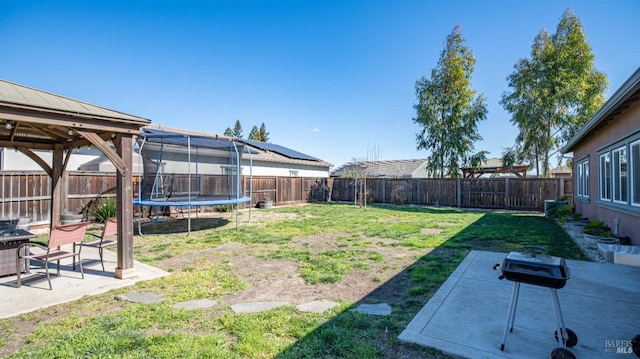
[493,263,505,280]
[524,245,546,253]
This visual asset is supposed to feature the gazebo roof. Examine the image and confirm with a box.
[0,79,150,150]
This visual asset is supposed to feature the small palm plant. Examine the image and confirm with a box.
[91,197,117,223]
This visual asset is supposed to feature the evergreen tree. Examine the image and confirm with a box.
[232,119,243,138]
[500,8,607,177]
[258,123,270,142]
[248,125,260,141]
[223,127,233,137]
[413,25,487,178]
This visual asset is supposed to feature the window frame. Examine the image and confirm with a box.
[612,146,628,204]
[599,152,611,201]
[631,140,640,207]
[575,158,589,199]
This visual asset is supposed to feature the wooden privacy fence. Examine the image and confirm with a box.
[324,177,570,211]
[0,171,571,225]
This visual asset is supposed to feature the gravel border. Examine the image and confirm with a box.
[560,221,605,262]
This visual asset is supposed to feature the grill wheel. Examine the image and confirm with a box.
[554,328,578,347]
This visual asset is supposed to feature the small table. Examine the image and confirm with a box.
[0,228,37,276]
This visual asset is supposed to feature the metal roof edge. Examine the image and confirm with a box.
[561,67,640,153]
[0,79,151,124]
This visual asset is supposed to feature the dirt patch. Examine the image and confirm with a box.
[421,228,443,235]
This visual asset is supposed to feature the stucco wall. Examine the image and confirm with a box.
[572,100,640,245]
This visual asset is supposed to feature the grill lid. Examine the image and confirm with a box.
[501,252,570,289]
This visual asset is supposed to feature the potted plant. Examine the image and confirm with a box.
[258,196,273,209]
[582,220,617,247]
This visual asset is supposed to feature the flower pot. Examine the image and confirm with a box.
[61,212,84,224]
[582,233,600,248]
[258,200,273,209]
[598,237,620,245]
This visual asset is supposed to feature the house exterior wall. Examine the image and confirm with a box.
[245,161,329,177]
[0,148,102,171]
[572,99,640,245]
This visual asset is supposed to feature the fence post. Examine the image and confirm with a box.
[505,177,510,210]
[559,178,564,198]
[456,178,461,208]
[382,178,386,204]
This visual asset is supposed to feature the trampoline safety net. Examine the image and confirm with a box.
[134,128,251,206]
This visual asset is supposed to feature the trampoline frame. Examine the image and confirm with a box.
[133,130,253,234]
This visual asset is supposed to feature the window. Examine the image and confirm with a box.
[576,159,589,199]
[599,152,611,201]
[632,140,640,206]
[613,146,628,203]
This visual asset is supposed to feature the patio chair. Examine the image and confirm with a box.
[16,222,88,290]
[83,218,117,271]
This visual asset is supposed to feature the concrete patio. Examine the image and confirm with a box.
[399,250,640,358]
[0,245,169,319]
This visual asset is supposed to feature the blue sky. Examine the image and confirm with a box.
[1,1,638,168]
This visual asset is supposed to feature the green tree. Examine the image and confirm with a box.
[500,8,607,177]
[258,122,270,142]
[223,127,233,137]
[232,119,243,138]
[413,25,487,178]
[248,125,260,141]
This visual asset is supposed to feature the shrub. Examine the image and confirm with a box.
[390,186,408,205]
[556,204,574,222]
[215,204,234,213]
[92,197,117,223]
[583,219,611,237]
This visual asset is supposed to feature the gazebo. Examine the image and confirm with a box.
[0,79,150,279]
[461,158,529,178]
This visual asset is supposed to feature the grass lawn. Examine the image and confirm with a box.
[0,203,589,358]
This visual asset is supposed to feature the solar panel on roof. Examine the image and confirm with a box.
[239,139,319,161]
[139,128,237,150]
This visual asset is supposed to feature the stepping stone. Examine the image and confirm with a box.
[173,299,217,309]
[297,300,340,314]
[116,292,165,304]
[350,303,392,316]
[231,301,289,314]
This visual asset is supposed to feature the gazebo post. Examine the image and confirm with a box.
[50,145,65,228]
[115,134,136,279]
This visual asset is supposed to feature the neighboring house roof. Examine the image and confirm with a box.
[237,138,320,161]
[460,157,530,178]
[90,124,331,170]
[549,165,572,177]
[141,124,332,168]
[331,159,429,178]
[561,67,640,154]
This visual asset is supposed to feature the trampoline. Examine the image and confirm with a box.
[134,127,253,234]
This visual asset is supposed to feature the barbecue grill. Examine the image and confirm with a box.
[496,250,577,359]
